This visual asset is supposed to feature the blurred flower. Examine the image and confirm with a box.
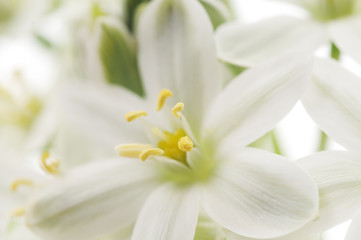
[0,0,59,34]
[24,0,318,240]
[215,0,361,67]
[0,38,60,164]
[59,0,231,88]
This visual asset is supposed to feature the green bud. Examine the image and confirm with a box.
[97,18,144,96]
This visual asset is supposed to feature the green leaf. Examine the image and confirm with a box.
[98,19,144,96]
[124,0,150,32]
[199,0,231,29]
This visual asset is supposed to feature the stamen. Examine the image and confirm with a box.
[125,110,148,122]
[10,179,34,192]
[152,127,168,140]
[157,89,173,111]
[41,151,60,174]
[172,102,184,118]
[178,136,193,152]
[139,148,164,161]
[115,143,154,158]
[11,206,26,217]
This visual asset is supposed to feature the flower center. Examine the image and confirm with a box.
[158,129,190,164]
[115,89,195,164]
[0,82,42,130]
[309,0,357,21]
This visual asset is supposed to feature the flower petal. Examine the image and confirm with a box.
[346,212,361,240]
[302,58,361,152]
[203,53,312,151]
[137,0,222,132]
[26,159,158,240]
[203,147,319,239]
[216,16,328,66]
[329,15,361,66]
[132,184,201,240]
[58,82,152,147]
[225,151,361,240]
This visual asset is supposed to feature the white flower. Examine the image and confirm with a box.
[294,58,361,240]
[25,0,318,240]
[216,0,361,67]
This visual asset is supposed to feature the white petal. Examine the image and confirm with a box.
[329,15,361,66]
[346,212,361,240]
[26,159,158,240]
[203,53,312,151]
[302,58,361,152]
[216,16,328,66]
[203,147,319,239]
[132,184,201,240]
[298,151,361,240]
[59,82,151,147]
[137,0,222,132]
[225,151,361,240]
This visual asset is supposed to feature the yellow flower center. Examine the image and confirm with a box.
[115,89,194,164]
[158,129,190,164]
[0,85,42,130]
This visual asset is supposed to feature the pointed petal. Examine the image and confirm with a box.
[329,15,361,66]
[137,0,222,132]
[132,184,201,240]
[26,159,158,240]
[203,54,312,151]
[346,213,361,240]
[203,147,318,239]
[225,151,361,240]
[216,16,328,66]
[302,58,361,152]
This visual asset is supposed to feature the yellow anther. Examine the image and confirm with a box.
[157,89,173,111]
[41,151,60,174]
[139,148,164,161]
[115,143,154,158]
[10,179,34,192]
[172,102,184,118]
[125,110,148,122]
[11,206,26,217]
[178,136,193,152]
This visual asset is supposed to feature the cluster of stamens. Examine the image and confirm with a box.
[115,89,193,163]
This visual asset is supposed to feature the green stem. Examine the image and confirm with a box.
[317,131,328,151]
[331,42,341,60]
[317,43,341,151]
[271,130,283,155]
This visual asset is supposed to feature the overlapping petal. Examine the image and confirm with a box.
[137,0,222,133]
[26,159,158,240]
[203,147,318,239]
[203,53,312,152]
[225,151,361,240]
[216,16,327,66]
[345,212,361,240]
[132,184,201,240]
[329,15,361,66]
[302,58,361,153]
